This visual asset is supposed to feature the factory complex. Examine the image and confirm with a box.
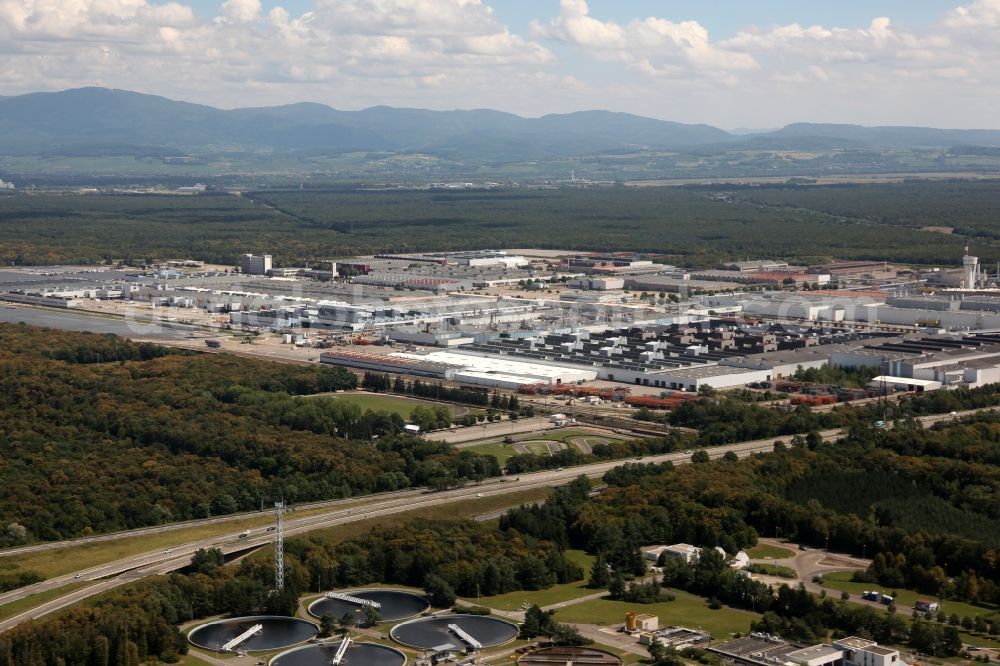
[6,245,1000,394]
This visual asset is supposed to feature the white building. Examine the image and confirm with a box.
[641,545,671,562]
[787,645,845,666]
[832,637,902,666]
[659,544,701,564]
[730,551,751,569]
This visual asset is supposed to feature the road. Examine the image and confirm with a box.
[0,406,988,634]
[0,431,805,633]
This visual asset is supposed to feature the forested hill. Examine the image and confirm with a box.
[4,88,1000,163]
[0,87,730,159]
[0,323,500,546]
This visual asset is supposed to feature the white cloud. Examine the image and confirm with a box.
[219,0,260,23]
[532,0,756,75]
[0,0,555,109]
[0,0,999,127]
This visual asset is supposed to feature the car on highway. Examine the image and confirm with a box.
[238,530,250,538]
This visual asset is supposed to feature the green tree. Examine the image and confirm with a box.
[588,553,610,589]
[424,574,456,607]
[609,570,626,600]
[319,613,336,638]
[691,450,710,464]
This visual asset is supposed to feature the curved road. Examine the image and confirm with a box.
[0,407,987,634]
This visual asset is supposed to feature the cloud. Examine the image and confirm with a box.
[946,0,1000,27]
[0,0,999,128]
[532,0,756,75]
[219,0,260,23]
[0,0,553,107]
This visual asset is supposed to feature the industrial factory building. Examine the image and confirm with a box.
[320,347,597,389]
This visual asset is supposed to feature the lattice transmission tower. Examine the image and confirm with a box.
[274,500,285,592]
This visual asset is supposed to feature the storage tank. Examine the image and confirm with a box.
[625,611,637,632]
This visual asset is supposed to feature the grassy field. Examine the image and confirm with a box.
[746,544,795,560]
[552,590,759,638]
[311,392,458,418]
[523,442,557,456]
[462,442,519,464]
[471,550,597,612]
[519,428,626,445]
[746,563,797,578]
[820,571,998,620]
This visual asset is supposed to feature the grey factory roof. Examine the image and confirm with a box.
[653,364,763,379]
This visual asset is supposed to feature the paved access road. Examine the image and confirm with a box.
[0,407,988,634]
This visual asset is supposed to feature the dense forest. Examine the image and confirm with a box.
[729,181,1000,243]
[0,324,502,546]
[3,181,997,268]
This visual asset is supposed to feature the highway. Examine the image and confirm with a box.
[0,406,986,634]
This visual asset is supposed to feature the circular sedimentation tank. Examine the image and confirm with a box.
[390,614,519,651]
[271,641,407,666]
[309,589,430,623]
[187,615,318,652]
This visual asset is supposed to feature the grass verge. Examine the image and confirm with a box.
[0,581,93,622]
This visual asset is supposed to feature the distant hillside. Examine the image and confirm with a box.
[0,88,732,160]
[762,122,1000,148]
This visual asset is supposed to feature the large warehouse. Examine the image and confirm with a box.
[320,348,597,389]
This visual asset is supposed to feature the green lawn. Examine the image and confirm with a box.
[519,428,626,445]
[552,590,759,638]
[959,631,1000,649]
[523,442,557,456]
[564,550,597,572]
[746,563,797,578]
[820,571,998,620]
[320,392,456,418]
[462,442,518,464]
[746,544,795,560]
[472,580,595,612]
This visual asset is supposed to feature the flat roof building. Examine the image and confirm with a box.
[241,254,272,276]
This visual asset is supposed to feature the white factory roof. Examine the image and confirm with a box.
[868,375,942,388]
[391,349,597,383]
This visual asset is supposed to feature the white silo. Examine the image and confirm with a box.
[963,241,979,289]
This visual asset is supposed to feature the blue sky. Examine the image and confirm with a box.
[184,0,961,36]
[3,0,999,127]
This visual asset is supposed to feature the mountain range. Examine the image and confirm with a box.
[2,87,1000,162]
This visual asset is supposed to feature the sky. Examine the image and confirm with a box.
[1,0,998,128]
